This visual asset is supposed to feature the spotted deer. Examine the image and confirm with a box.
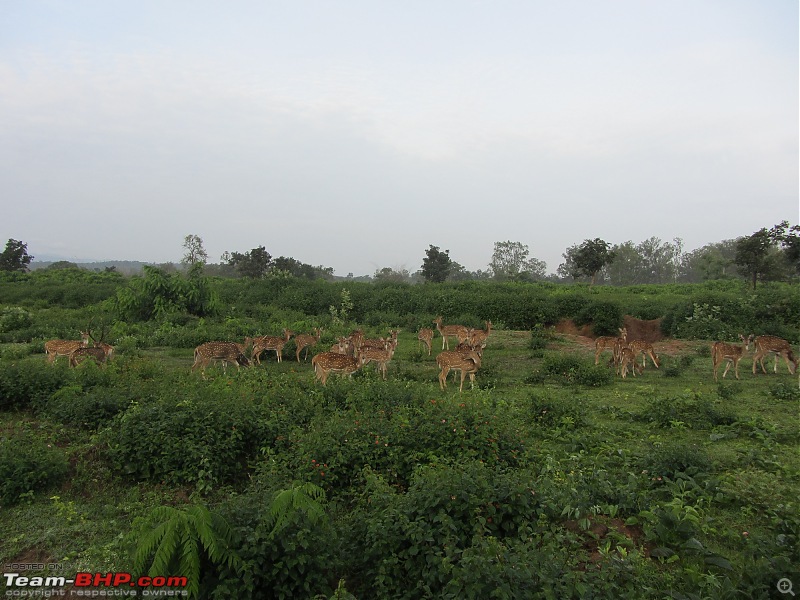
[311,351,360,385]
[627,340,660,370]
[712,334,753,381]
[417,328,434,356]
[618,346,643,379]
[433,316,470,350]
[45,330,91,364]
[751,335,798,375]
[251,329,294,364]
[595,328,627,366]
[436,349,482,392]
[469,320,493,347]
[294,328,323,362]
[69,345,112,367]
[192,341,251,376]
[359,337,398,380]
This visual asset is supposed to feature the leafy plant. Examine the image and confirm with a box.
[0,434,69,506]
[132,503,241,599]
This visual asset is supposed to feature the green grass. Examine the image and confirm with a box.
[1,328,798,598]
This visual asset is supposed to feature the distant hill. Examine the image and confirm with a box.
[29,260,151,275]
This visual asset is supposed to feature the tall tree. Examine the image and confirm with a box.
[770,220,800,275]
[680,240,738,282]
[489,241,546,281]
[0,239,33,272]
[420,245,452,283]
[560,238,615,285]
[735,228,781,289]
[226,246,272,278]
[181,234,208,267]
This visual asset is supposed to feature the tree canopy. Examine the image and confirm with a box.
[420,245,452,283]
[0,239,33,273]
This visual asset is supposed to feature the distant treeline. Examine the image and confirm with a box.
[1,268,797,345]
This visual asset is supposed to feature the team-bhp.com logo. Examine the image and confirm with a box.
[3,572,188,596]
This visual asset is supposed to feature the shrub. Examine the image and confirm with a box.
[0,358,71,410]
[104,393,268,490]
[575,300,623,337]
[639,442,713,479]
[639,392,736,429]
[530,353,614,387]
[0,434,69,506]
[40,385,133,430]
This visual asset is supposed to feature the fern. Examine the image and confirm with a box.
[132,504,241,599]
[266,481,327,537]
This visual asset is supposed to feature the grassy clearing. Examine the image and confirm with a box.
[1,327,798,598]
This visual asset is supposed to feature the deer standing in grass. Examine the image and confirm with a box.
[250,329,294,364]
[618,346,643,379]
[45,330,90,364]
[311,351,361,386]
[433,316,470,350]
[751,335,798,375]
[360,337,398,380]
[295,328,323,362]
[192,342,251,377]
[436,349,482,392]
[595,328,627,366]
[469,320,493,347]
[417,328,434,356]
[627,340,660,370]
[712,335,753,381]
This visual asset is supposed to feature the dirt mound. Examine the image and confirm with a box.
[622,315,664,343]
[554,315,664,343]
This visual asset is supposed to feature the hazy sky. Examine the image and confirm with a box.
[2,1,798,276]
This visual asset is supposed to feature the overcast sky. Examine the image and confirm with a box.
[2,1,798,276]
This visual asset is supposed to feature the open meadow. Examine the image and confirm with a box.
[0,272,798,599]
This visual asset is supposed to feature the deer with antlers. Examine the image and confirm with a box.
[433,316,470,350]
[712,334,753,381]
[45,330,91,364]
[294,327,323,362]
[250,329,294,364]
[751,335,798,375]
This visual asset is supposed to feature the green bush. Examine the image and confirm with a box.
[575,300,623,337]
[639,392,736,429]
[0,358,71,409]
[39,385,133,430]
[639,442,713,479]
[104,393,268,490]
[529,353,614,387]
[0,434,69,506]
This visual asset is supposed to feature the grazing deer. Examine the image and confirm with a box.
[433,316,470,350]
[251,329,294,364]
[311,351,360,385]
[618,346,643,379]
[627,340,660,369]
[595,328,627,366]
[69,346,111,367]
[751,335,798,375]
[469,320,493,347]
[45,330,90,364]
[295,328,323,362]
[712,334,753,381]
[417,328,434,356]
[360,337,398,380]
[192,342,251,377]
[436,349,482,392]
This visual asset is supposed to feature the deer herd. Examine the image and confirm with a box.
[46,318,797,390]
